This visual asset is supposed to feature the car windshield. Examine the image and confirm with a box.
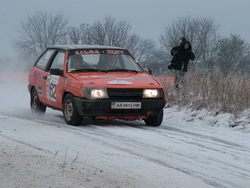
[67,49,143,73]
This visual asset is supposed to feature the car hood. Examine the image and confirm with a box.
[68,72,161,88]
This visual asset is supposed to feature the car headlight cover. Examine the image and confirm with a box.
[85,87,108,99]
[143,89,160,98]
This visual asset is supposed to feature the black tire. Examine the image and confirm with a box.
[144,109,163,127]
[63,94,83,126]
[30,88,46,113]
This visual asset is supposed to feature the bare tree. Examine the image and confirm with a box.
[67,23,94,45]
[14,11,69,60]
[67,16,155,62]
[68,16,132,47]
[126,34,156,62]
[216,34,250,75]
[104,16,131,46]
[125,34,141,55]
[67,26,81,44]
[89,20,107,45]
[193,17,220,67]
[240,53,250,74]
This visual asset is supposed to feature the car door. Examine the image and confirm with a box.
[44,51,66,109]
[31,49,56,104]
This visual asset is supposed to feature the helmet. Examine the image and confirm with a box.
[70,55,83,69]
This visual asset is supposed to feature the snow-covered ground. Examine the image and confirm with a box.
[0,77,250,188]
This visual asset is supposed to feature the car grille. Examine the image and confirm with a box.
[107,88,143,99]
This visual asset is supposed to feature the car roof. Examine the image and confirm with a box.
[47,44,127,51]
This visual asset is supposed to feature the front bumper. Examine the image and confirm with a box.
[74,97,166,118]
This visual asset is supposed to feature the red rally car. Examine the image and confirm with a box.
[28,45,166,126]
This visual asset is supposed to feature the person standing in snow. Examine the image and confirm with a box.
[168,37,195,88]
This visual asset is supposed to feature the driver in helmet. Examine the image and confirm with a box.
[70,55,95,71]
[105,55,119,69]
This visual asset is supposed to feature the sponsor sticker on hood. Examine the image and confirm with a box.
[108,80,133,85]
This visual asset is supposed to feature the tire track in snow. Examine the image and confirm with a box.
[1,113,250,187]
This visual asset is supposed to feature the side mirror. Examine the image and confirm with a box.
[145,68,152,75]
[50,68,63,76]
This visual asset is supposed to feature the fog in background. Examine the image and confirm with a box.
[1,0,250,72]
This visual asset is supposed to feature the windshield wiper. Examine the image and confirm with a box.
[106,69,139,73]
[71,69,107,73]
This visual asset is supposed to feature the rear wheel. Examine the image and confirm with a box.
[30,88,46,113]
[144,109,163,127]
[63,94,83,126]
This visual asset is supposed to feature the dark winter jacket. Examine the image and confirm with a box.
[170,41,195,72]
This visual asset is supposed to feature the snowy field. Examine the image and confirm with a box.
[0,77,250,188]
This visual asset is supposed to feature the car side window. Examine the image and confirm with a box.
[50,52,65,70]
[35,49,55,70]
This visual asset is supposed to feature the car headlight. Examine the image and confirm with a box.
[143,89,161,98]
[84,87,109,99]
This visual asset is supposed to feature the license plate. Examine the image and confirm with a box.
[111,102,141,109]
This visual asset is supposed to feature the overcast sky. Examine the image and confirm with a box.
[1,0,250,58]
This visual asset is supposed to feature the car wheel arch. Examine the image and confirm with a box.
[30,86,46,113]
[62,93,83,126]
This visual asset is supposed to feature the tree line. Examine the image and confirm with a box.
[13,11,250,75]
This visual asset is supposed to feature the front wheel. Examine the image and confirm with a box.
[63,94,83,126]
[144,109,163,127]
[30,88,46,113]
